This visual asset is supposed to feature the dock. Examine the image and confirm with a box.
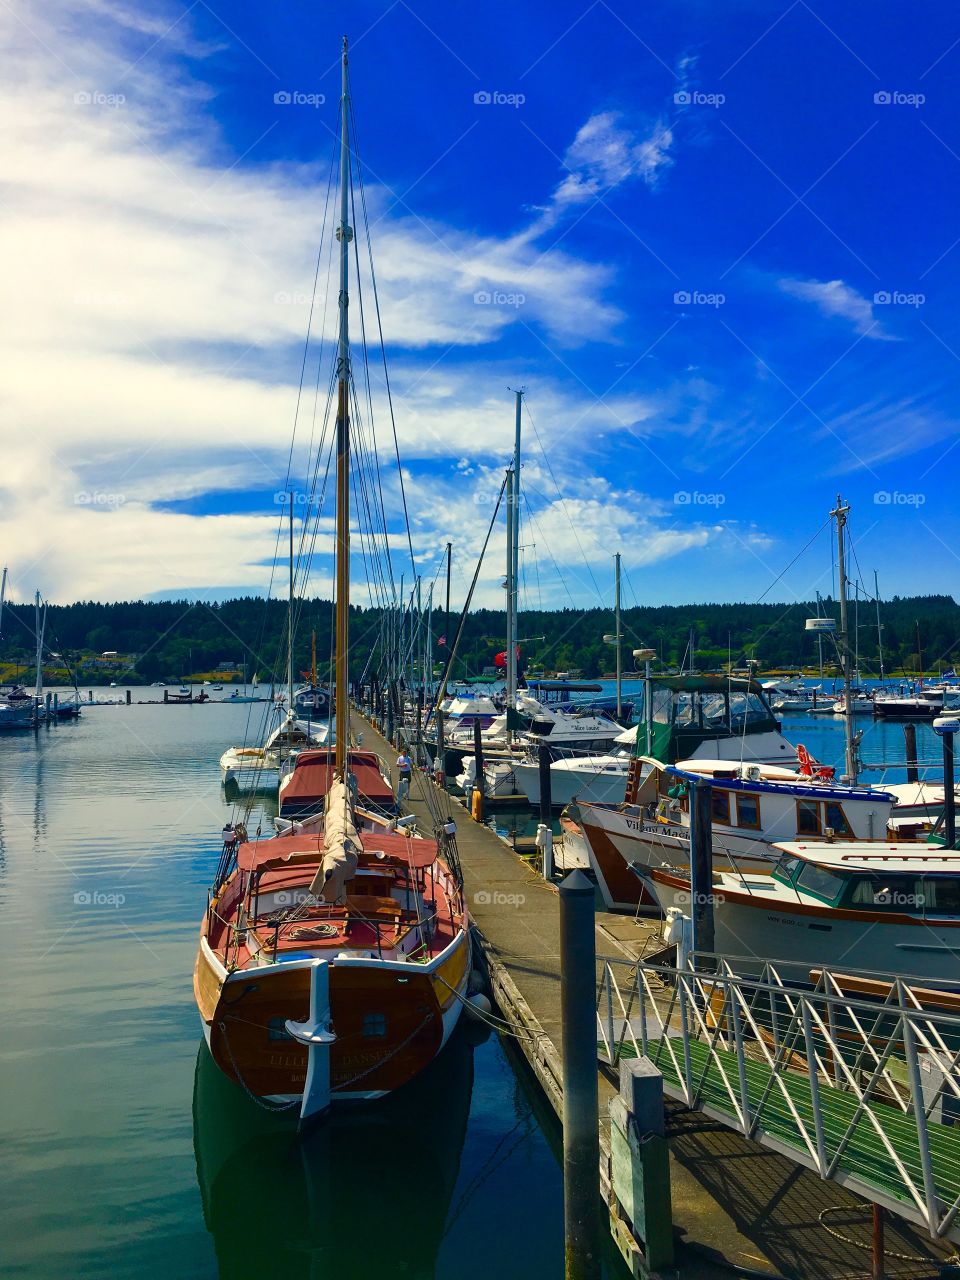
[356,712,952,1278]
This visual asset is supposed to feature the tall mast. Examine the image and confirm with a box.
[444,541,452,661]
[334,35,352,774]
[287,490,294,716]
[34,591,44,702]
[831,496,857,783]
[614,552,622,719]
[874,571,884,685]
[506,389,523,719]
[0,567,6,645]
[425,581,433,696]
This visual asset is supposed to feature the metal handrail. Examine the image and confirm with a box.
[596,954,960,1241]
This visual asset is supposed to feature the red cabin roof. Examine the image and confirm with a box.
[279,748,395,815]
[237,828,439,873]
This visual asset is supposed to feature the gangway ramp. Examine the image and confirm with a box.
[599,956,960,1242]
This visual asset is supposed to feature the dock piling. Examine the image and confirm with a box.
[538,823,554,879]
[559,870,602,1280]
[934,716,957,848]
[689,777,715,963]
[904,723,919,784]
[538,738,552,823]
[473,718,485,822]
[945,731,956,849]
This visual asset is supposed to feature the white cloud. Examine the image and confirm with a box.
[778,277,893,340]
[528,112,674,237]
[0,1,768,607]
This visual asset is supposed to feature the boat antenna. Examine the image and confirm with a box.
[334,34,352,776]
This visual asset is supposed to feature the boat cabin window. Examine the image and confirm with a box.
[362,1013,388,1039]
[774,853,804,884]
[652,688,673,724]
[711,789,731,824]
[920,877,960,913]
[728,691,774,728]
[735,793,761,829]
[823,802,852,838]
[850,875,960,915]
[797,800,821,837]
[675,693,697,727]
[796,860,846,903]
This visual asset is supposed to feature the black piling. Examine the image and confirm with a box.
[558,870,602,1280]
[689,776,715,963]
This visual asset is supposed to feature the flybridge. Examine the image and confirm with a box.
[637,673,793,766]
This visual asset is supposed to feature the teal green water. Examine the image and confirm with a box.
[0,699,611,1280]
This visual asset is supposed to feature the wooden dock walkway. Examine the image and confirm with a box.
[356,711,951,1278]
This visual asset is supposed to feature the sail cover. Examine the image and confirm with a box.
[309,779,359,903]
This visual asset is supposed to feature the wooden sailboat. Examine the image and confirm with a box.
[193,38,470,1122]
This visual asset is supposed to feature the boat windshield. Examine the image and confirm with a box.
[671,689,773,731]
[796,860,847,903]
[773,853,804,884]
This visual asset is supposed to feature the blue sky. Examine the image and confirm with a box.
[2,0,959,613]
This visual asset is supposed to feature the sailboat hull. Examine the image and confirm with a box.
[195,932,470,1102]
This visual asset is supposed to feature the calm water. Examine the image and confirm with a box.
[0,691,945,1279]
[0,695,619,1280]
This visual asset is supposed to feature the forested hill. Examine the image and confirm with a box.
[1,594,957,684]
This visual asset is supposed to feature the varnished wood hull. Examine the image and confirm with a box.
[194,932,470,1101]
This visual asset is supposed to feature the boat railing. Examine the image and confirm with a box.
[243,890,459,965]
[596,952,960,1242]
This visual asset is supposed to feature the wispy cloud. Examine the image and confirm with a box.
[778,277,895,340]
[526,111,674,238]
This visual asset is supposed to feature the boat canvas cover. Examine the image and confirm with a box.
[311,779,358,903]
[236,827,439,873]
[281,749,394,812]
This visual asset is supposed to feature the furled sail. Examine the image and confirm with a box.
[310,779,359,903]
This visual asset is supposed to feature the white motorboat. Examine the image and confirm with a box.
[640,841,960,983]
[0,700,34,730]
[885,779,960,820]
[579,753,896,912]
[512,725,638,807]
[220,713,329,789]
[830,690,874,715]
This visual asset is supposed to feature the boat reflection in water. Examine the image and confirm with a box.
[193,1022,475,1279]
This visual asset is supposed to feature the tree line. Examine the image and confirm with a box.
[1,593,957,684]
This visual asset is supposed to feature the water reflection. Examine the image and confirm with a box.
[194,1026,475,1280]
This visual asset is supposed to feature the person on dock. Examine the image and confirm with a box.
[396,749,412,803]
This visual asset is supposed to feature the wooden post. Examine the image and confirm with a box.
[609,1057,674,1272]
[126,689,131,705]
[872,1203,884,1280]
[559,870,601,1280]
